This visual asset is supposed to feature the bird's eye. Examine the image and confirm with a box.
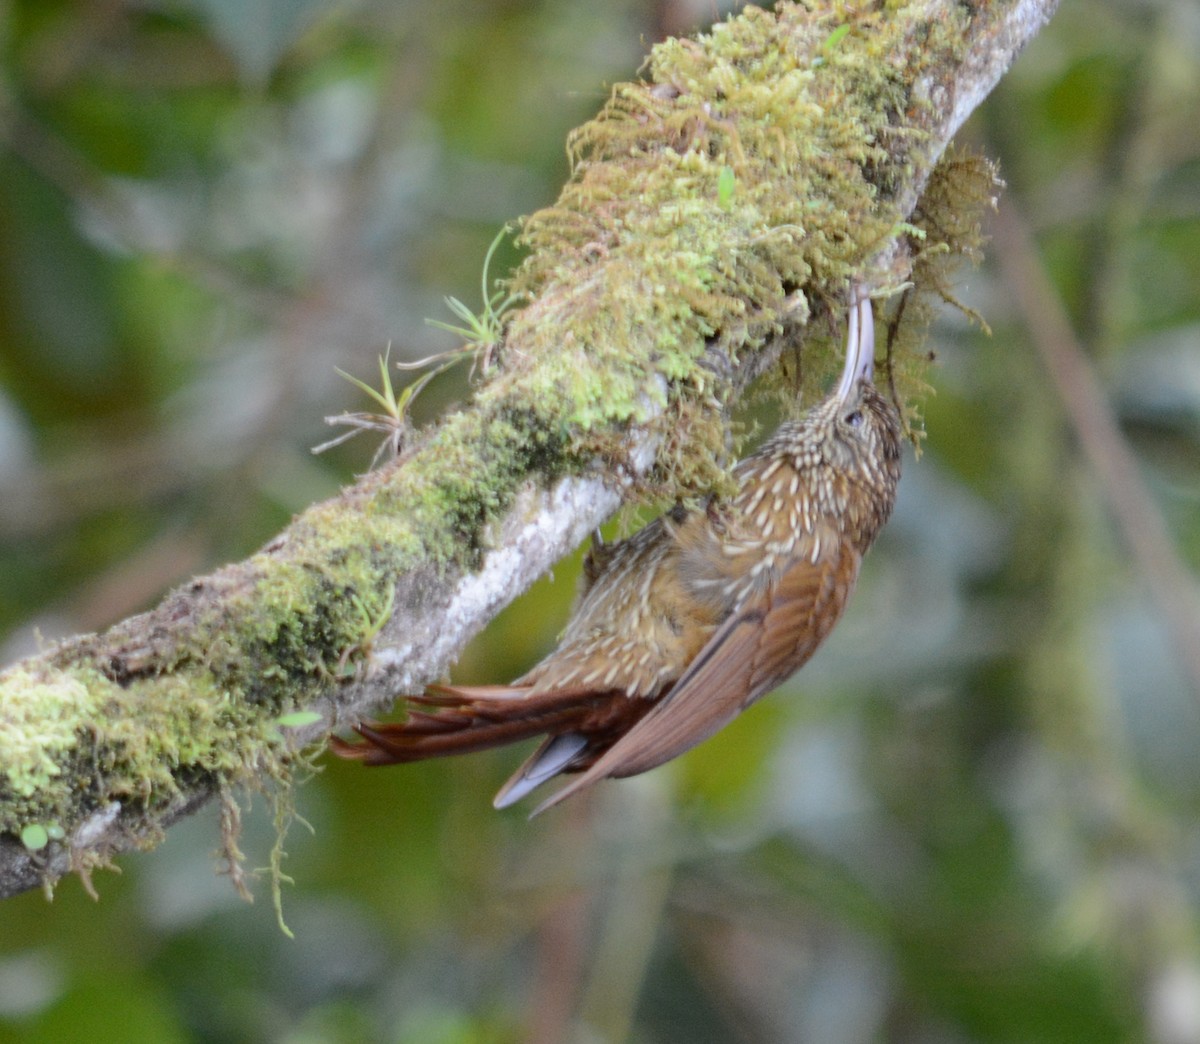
[845,410,863,427]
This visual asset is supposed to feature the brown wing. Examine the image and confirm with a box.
[533,538,861,813]
[518,518,721,700]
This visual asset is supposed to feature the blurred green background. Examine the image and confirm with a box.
[1,0,1199,1041]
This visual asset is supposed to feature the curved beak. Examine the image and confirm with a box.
[833,290,875,405]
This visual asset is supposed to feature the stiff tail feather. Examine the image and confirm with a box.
[332,685,568,764]
[493,732,589,809]
[331,684,652,809]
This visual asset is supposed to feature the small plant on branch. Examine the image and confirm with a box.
[425,224,523,375]
[312,346,461,466]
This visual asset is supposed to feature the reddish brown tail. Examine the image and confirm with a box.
[329,684,649,773]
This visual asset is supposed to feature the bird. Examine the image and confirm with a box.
[332,288,903,814]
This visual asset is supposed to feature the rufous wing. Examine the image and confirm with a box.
[532,539,861,814]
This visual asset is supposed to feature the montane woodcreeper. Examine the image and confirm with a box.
[333,289,903,813]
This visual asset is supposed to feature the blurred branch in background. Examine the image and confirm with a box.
[993,201,1200,694]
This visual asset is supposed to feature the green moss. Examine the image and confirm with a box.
[0,378,559,847]
[0,666,102,802]
[0,497,418,848]
[503,1,972,497]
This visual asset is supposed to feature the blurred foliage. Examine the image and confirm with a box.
[1,0,1199,1041]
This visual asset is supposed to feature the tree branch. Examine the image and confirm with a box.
[0,0,1059,900]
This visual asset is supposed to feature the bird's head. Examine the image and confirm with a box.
[808,291,903,543]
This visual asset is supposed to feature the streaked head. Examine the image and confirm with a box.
[813,290,903,542]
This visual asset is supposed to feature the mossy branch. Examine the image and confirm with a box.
[0,0,1058,901]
